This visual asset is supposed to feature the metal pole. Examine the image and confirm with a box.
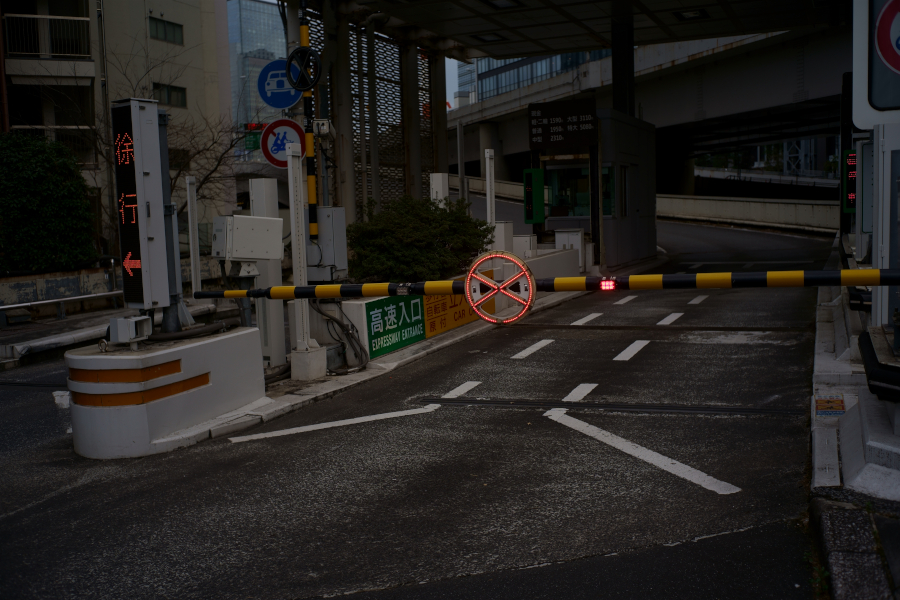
[485,148,496,226]
[186,176,202,299]
[357,23,368,218]
[158,109,181,333]
[457,120,467,210]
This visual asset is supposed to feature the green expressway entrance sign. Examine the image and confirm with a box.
[365,296,425,358]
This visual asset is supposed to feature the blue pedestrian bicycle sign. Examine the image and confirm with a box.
[257,59,302,110]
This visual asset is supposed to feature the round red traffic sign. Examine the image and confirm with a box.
[260,119,305,169]
[876,0,900,75]
[465,251,535,325]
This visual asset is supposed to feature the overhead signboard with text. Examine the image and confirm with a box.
[528,99,596,151]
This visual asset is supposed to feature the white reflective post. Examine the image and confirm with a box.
[287,143,311,351]
[250,178,286,367]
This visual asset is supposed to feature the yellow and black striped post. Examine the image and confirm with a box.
[194,269,900,301]
[299,8,317,240]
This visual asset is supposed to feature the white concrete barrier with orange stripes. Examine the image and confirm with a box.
[66,327,269,459]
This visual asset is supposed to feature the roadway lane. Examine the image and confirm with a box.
[0,222,834,599]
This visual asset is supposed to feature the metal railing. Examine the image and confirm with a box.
[4,14,91,59]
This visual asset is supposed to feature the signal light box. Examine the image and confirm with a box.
[523,168,545,224]
[111,99,171,309]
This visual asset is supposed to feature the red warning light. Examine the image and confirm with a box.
[600,279,615,291]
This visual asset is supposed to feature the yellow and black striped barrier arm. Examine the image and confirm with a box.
[193,269,900,300]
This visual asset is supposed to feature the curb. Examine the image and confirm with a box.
[810,498,896,600]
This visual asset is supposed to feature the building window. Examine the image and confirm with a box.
[153,83,187,107]
[149,17,183,45]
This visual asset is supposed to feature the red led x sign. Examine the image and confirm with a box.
[465,251,536,325]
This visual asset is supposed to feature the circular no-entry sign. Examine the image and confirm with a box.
[876,0,900,75]
[465,251,535,325]
[260,119,305,169]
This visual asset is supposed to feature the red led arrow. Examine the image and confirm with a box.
[123,252,141,276]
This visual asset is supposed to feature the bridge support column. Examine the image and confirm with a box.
[401,43,422,198]
[612,0,635,117]
[334,12,356,221]
[431,54,448,174]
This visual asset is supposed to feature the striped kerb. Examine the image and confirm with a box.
[69,359,181,384]
[72,373,210,407]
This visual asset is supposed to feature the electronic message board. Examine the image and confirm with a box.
[111,104,145,304]
[528,99,596,151]
[843,149,857,214]
[110,99,170,309]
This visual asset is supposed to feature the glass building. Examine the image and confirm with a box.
[458,61,476,95]
[474,51,611,101]
[227,0,286,160]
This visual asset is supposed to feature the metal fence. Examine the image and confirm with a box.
[4,14,91,59]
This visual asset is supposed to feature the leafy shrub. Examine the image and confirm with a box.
[347,196,494,282]
[0,134,97,273]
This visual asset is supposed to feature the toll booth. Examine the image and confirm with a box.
[537,104,656,268]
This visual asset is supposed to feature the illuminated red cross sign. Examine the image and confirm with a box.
[465,251,536,325]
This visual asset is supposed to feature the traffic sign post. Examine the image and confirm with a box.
[260,119,306,169]
[285,46,322,92]
[257,59,302,110]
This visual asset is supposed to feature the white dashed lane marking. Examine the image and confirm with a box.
[571,313,602,326]
[229,405,442,443]
[442,381,481,398]
[511,339,555,359]
[614,296,637,305]
[613,340,650,361]
[657,313,684,325]
[688,295,708,305]
[544,409,741,495]
[561,384,598,402]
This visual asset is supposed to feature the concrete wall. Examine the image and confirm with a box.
[657,194,840,233]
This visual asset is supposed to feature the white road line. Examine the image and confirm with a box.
[544,408,741,495]
[443,381,482,398]
[561,383,598,402]
[657,313,684,325]
[571,313,602,326]
[688,295,708,305]
[229,405,441,443]
[511,339,554,359]
[613,340,649,361]
[614,295,637,305]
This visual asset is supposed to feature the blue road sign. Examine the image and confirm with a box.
[257,60,302,110]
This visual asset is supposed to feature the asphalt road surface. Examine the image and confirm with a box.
[0,221,833,599]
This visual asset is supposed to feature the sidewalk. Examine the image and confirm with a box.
[810,235,900,599]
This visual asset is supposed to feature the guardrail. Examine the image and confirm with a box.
[0,290,123,325]
[4,14,91,59]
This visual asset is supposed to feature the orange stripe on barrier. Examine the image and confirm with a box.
[72,373,210,407]
[69,360,181,384]
[841,269,880,287]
